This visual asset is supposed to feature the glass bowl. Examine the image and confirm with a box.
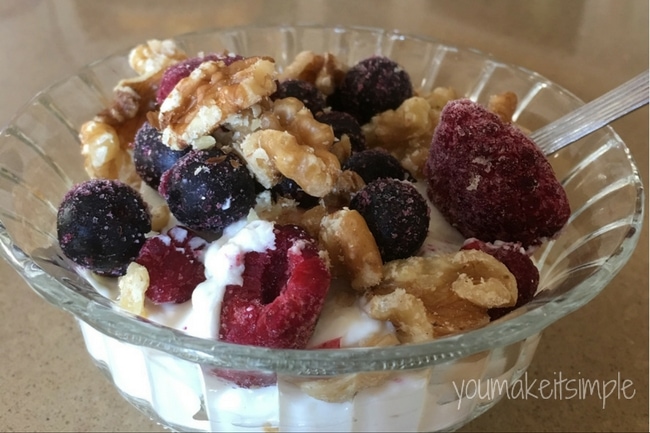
[0,25,644,432]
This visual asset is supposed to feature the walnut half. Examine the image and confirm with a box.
[159,56,277,150]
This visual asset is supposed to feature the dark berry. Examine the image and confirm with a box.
[57,179,151,276]
[271,79,326,114]
[271,177,320,209]
[350,178,430,262]
[157,53,244,104]
[133,121,190,189]
[136,226,208,304]
[461,238,540,319]
[315,111,366,153]
[424,99,570,248]
[342,148,414,184]
[158,148,256,233]
[330,56,413,124]
[218,224,331,386]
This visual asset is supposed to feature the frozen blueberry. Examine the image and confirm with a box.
[315,111,366,153]
[133,121,190,189]
[270,79,326,114]
[158,148,256,233]
[350,178,429,262]
[157,53,244,104]
[271,177,320,209]
[342,148,414,184]
[57,179,151,276]
[330,56,413,124]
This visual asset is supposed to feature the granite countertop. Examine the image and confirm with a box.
[1,1,647,431]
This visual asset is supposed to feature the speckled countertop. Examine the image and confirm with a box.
[1,1,647,431]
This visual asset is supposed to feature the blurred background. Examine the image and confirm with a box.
[0,1,647,431]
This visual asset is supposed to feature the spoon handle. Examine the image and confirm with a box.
[531,70,649,156]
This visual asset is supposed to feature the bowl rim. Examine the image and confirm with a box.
[0,23,645,374]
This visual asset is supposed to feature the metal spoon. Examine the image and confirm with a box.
[530,70,648,156]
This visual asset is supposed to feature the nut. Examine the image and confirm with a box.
[271,97,335,151]
[293,370,394,404]
[118,262,150,316]
[378,250,517,308]
[159,56,277,150]
[362,95,440,177]
[237,127,339,197]
[422,86,458,111]
[128,39,187,78]
[82,40,184,186]
[290,327,399,403]
[364,288,434,343]
[79,120,140,187]
[319,208,383,290]
[279,50,347,95]
[370,250,517,338]
[488,91,518,123]
[322,169,365,209]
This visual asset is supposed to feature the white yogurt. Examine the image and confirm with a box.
[76,181,485,432]
[186,217,276,339]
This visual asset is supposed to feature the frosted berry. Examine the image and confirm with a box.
[271,79,326,114]
[57,179,151,276]
[342,148,414,184]
[271,177,320,209]
[158,148,256,233]
[219,224,330,348]
[315,110,366,153]
[425,99,570,248]
[217,224,330,387]
[136,226,208,304]
[133,121,190,189]
[350,178,429,262]
[331,56,413,124]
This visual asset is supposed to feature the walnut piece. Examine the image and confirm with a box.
[488,91,518,123]
[80,40,186,186]
[159,56,277,150]
[233,98,340,197]
[322,169,365,209]
[365,288,434,343]
[370,250,517,338]
[79,120,140,187]
[128,39,187,78]
[319,208,383,290]
[239,129,339,197]
[362,91,454,178]
[118,262,150,316]
[279,50,347,95]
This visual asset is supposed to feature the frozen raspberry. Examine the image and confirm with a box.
[424,99,570,249]
[219,223,330,352]
[271,177,320,209]
[158,148,257,233]
[342,148,414,184]
[156,53,244,104]
[271,79,326,114]
[133,121,190,189]
[350,178,430,262]
[136,226,208,304]
[315,111,366,153]
[330,56,413,124]
[57,179,151,276]
[461,238,540,319]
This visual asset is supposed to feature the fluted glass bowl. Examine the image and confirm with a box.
[0,25,644,432]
